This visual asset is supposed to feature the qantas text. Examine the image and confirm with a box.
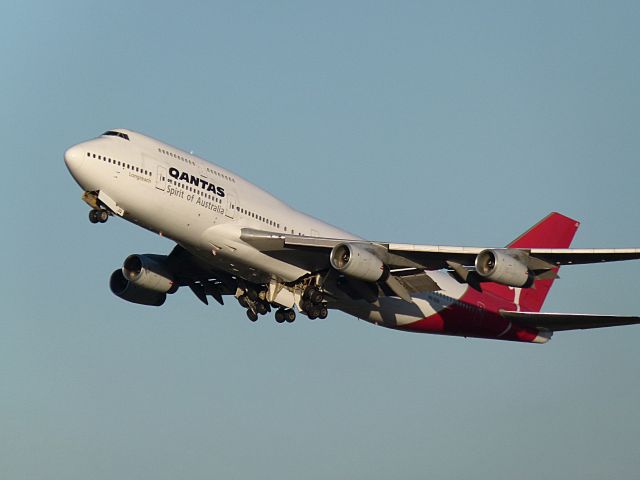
[168,167,226,197]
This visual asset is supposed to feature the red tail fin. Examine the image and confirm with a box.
[483,212,580,312]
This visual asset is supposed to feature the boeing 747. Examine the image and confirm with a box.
[64,129,640,343]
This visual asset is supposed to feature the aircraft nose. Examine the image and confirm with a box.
[64,144,84,173]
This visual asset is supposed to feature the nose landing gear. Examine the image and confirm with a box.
[88,209,109,224]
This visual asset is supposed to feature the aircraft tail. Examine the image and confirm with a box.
[482,212,580,312]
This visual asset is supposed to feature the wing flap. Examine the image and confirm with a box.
[501,311,640,331]
[393,270,441,293]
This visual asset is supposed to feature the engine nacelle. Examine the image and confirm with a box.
[110,269,167,306]
[475,249,533,288]
[330,243,385,282]
[122,254,176,293]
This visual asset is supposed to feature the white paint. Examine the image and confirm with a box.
[63,129,640,337]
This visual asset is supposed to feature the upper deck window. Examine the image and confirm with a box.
[102,131,130,141]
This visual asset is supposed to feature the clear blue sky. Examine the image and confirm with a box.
[2,1,639,479]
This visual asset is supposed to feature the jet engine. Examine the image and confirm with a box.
[110,270,167,306]
[122,254,177,293]
[109,254,177,306]
[330,243,385,282]
[475,249,533,288]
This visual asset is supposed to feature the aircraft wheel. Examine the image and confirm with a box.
[309,290,323,304]
[246,309,258,322]
[319,307,328,319]
[308,307,319,320]
[88,209,99,224]
[275,309,285,323]
[285,309,296,323]
[256,302,268,315]
[98,210,109,223]
[304,287,323,304]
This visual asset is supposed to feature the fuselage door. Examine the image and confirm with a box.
[198,163,210,179]
[225,192,236,219]
[156,166,167,191]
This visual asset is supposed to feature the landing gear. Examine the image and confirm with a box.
[256,301,269,315]
[285,309,296,323]
[301,285,328,319]
[238,295,250,309]
[239,292,272,322]
[303,286,323,304]
[239,283,324,324]
[300,297,328,320]
[275,308,296,323]
[246,309,258,322]
[89,209,109,224]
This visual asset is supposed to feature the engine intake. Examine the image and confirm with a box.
[122,254,177,293]
[330,243,385,282]
[475,249,533,288]
[110,269,167,306]
[109,254,178,306]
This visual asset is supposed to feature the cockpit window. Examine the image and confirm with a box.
[102,130,130,141]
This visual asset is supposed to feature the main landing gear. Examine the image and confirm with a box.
[275,308,296,323]
[88,209,109,224]
[238,289,280,323]
[238,285,328,324]
[244,303,296,323]
[301,286,328,320]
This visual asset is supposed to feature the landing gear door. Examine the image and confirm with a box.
[156,166,167,191]
[225,192,236,219]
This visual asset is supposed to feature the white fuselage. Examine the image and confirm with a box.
[65,129,470,329]
[66,130,356,280]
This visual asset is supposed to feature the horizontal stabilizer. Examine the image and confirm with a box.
[501,311,640,331]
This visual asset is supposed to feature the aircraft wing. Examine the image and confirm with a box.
[240,228,640,271]
[167,245,238,305]
[500,311,640,331]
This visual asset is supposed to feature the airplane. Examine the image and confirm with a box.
[64,129,640,344]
